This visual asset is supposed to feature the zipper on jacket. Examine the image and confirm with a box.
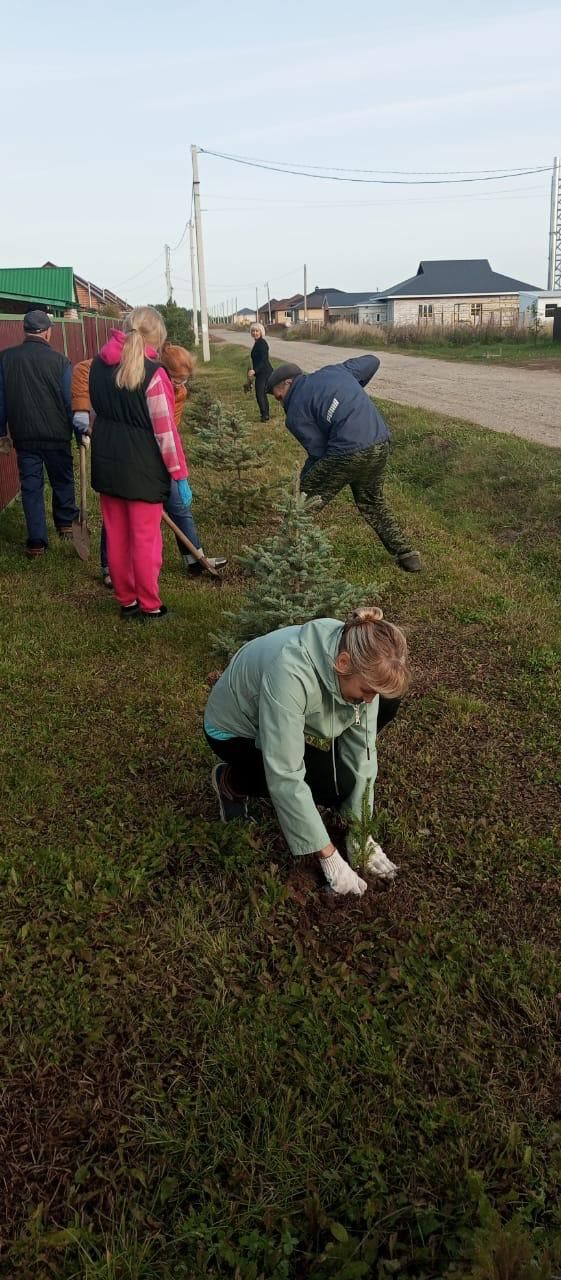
[354,701,371,760]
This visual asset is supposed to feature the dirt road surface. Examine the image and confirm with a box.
[217,329,561,449]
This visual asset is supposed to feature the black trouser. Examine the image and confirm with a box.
[254,372,270,421]
[206,730,354,806]
[205,696,400,803]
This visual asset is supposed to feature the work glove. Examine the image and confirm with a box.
[0,435,13,454]
[348,836,398,882]
[176,478,193,506]
[321,849,367,896]
[73,411,91,447]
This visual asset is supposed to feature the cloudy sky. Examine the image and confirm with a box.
[3,0,560,309]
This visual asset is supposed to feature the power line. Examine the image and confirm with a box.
[113,251,164,287]
[170,221,189,252]
[199,149,550,177]
[199,147,551,186]
[201,182,547,209]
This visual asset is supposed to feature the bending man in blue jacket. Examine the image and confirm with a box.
[266,355,421,571]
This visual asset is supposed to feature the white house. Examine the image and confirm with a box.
[345,260,542,329]
[519,290,561,334]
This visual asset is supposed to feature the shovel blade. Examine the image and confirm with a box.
[71,518,91,561]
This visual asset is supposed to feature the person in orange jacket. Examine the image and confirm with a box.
[71,357,112,585]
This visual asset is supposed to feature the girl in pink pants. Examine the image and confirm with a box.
[90,306,190,621]
[100,497,164,613]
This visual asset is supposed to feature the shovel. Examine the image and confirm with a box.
[71,443,91,561]
[161,511,221,578]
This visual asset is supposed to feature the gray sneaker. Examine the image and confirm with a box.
[211,764,249,821]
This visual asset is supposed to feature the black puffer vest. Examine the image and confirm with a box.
[1,338,72,450]
[90,356,170,503]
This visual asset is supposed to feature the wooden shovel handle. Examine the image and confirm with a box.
[79,443,88,521]
[161,511,220,577]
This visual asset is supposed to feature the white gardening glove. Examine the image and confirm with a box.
[348,836,398,882]
[321,849,367,896]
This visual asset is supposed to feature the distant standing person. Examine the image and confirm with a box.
[266,356,422,572]
[247,323,273,423]
[0,310,86,557]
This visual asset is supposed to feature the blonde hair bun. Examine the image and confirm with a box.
[347,606,384,625]
[338,607,410,699]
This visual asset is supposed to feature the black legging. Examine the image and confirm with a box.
[254,372,270,421]
[205,730,354,806]
[205,696,401,804]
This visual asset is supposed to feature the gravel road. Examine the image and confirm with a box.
[217,329,561,449]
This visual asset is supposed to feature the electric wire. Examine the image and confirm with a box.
[198,149,550,177]
[199,147,551,186]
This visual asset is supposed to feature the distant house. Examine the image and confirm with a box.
[258,294,304,326]
[233,307,257,326]
[326,292,384,325]
[359,260,542,328]
[289,288,349,324]
[289,288,379,325]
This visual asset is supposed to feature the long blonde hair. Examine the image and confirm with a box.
[335,606,410,698]
[116,306,167,391]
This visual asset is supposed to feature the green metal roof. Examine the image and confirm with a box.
[0,267,75,307]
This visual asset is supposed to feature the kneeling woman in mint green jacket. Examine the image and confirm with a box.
[204,607,410,897]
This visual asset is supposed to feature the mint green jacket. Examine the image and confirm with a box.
[204,619,378,857]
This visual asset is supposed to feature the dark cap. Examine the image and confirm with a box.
[266,363,303,394]
[23,309,52,333]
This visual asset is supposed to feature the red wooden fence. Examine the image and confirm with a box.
[0,314,119,513]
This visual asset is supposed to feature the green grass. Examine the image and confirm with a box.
[282,323,561,365]
[1,345,561,1279]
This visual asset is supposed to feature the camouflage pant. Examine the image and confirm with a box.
[299,442,412,558]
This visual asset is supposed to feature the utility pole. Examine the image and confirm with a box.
[266,282,272,324]
[303,264,308,322]
[164,244,173,303]
[235,295,238,326]
[191,145,210,362]
[547,155,561,290]
[188,219,199,346]
[255,286,259,324]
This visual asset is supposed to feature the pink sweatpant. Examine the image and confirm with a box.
[100,495,163,612]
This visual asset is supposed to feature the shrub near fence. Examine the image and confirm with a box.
[0,313,119,514]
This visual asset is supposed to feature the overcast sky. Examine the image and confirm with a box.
[3,0,560,309]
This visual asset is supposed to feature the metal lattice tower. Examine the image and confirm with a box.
[547,156,561,290]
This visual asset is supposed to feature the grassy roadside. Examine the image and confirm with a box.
[1,344,561,1279]
[278,325,561,367]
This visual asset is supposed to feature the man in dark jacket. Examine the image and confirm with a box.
[266,356,421,571]
[0,309,80,557]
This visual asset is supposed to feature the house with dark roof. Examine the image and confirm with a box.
[233,306,257,325]
[358,260,542,328]
[257,293,304,325]
[289,288,380,324]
